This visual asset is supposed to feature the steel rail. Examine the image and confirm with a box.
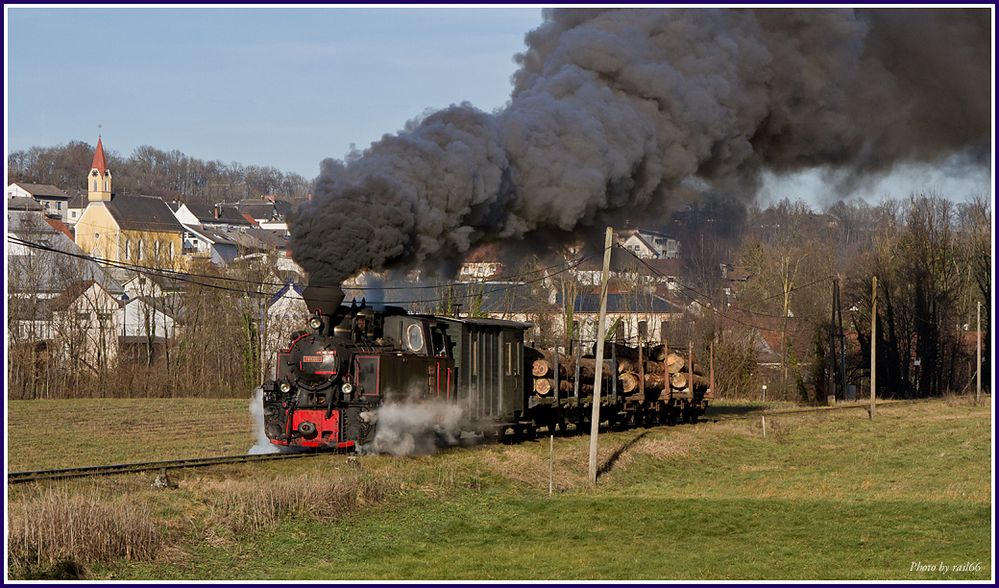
[7,450,325,484]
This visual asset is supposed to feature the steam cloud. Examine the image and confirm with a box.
[361,401,468,456]
[291,8,990,284]
[248,388,281,455]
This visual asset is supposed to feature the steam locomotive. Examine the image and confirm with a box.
[260,285,709,451]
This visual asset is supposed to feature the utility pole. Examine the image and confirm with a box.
[870,276,877,420]
[976,300,981,404]
[829,278,838,403]
[588,227,614,485]
[837,277,847,401]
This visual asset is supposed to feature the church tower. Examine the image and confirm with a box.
[87,135,112,202]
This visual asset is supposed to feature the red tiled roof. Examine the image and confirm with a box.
[91,136,108,174]
[44,217,74,241]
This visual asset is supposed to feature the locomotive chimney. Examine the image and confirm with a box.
[302,283,346,317]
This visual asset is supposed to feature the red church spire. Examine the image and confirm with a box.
[91,135,108,174]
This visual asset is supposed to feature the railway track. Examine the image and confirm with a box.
[7,451,325,485]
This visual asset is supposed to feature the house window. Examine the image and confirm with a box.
[56,202,62,210]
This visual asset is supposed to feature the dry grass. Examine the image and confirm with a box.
[8,488,162,578]
[194,468,389,536]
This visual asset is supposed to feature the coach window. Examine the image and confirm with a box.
[406,323,424,353]
[431,327,447,357]
[471,338,479,376]
[505,342,513,376]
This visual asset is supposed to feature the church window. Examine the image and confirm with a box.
[125,239,131,260]
[92,179,97,191]
[137,240,144,261]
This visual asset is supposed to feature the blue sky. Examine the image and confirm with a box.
[5,6,990,203]
[6,7,543,178]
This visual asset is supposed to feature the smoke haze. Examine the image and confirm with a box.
[290,8,990,284]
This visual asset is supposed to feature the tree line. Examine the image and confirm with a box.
[7,141,313,204]
[682,194,991,401]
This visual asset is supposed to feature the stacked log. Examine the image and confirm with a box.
[614,347,708,398]
[530,344,710,399]
[530,350,615,397]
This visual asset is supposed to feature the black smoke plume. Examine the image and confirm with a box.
[291,8,990,285]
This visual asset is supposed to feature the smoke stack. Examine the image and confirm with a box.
[303,284,345,317]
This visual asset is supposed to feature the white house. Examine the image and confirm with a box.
[617,228,680,259]
[117,296,177,364]
[50,281,124,368]
[181,225,239,265]
[263,282,309,377]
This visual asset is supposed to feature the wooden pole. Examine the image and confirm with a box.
[548,434,554,497]
[761,415,767,438]
[588,227,614,484]
[688,341,694,396]
[709,341,715,398]
[976,300,981,404]
[638,333,646,399]
[870,276,877,420]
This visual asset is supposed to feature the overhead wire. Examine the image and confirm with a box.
[7,234,585,291]
[7,234,595,307]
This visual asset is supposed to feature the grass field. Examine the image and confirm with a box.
[6,398,252,470]
[6,396,993,580]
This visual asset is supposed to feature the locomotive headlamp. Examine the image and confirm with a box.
[309,317,323,330]
[279,382,292,393]
[341,382,354,395]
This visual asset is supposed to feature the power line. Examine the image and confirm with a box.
[8,235,594,308]
[624,248,781,332]
[8,235,585,291]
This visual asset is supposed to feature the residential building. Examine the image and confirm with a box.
[459,243,503,282]
[66,193,87,226]
[7,182,71,221]
[263,281,309,377]
[617,228,680,259]
[237,197,292,232]
[181,225,239,265]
